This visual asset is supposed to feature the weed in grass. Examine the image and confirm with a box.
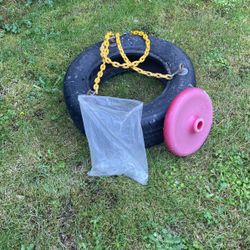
[146,228,187,250]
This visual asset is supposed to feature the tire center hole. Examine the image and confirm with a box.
[101,73,165,103]
[90,53,170,103]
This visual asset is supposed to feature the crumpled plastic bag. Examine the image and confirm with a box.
[78,95,148,185]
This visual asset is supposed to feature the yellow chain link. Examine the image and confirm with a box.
[93,31,173,94]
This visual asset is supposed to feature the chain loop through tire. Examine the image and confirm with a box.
[93,31,173,94]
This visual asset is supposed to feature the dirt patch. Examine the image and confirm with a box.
[72,162,84,173]
[77,177,120,209]
[59,233,77,250]
[33,109,44,120]
[206,68,228,80]
[58,198,77,249]
[239,65,250,79]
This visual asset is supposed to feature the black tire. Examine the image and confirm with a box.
[64,34,196,147]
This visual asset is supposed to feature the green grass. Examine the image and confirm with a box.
[0,0,249,249]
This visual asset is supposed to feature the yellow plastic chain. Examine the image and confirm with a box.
[93,31,173,94]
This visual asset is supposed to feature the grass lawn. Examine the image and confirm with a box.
[0,0,249,249]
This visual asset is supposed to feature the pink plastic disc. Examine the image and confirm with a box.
[163,87,213,156]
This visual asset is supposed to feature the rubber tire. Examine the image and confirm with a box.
[64,34,196,147]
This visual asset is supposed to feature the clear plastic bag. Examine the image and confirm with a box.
[78,95,148,185]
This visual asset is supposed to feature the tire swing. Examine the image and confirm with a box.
[64,31,213,156]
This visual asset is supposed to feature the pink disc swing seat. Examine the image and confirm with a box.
[163,87,213,156]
